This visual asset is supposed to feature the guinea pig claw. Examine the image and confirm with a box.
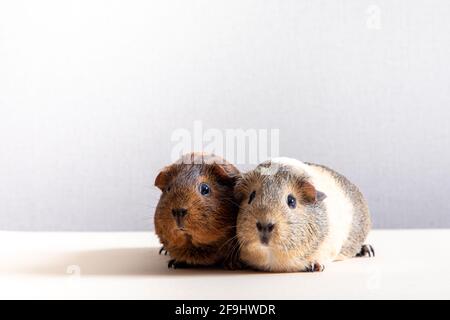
[356,244,375,258]
[168,259,176,269]
[307,262,325,272]
[168,259,189,269]
[159,246,168,255]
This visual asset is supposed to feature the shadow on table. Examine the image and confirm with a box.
[12,247,255,277]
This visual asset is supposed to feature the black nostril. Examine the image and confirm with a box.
[172,208,188,217]
[256,222,263,231]
[256,222,275,233]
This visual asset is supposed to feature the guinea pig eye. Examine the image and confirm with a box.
[199,183,211,196]
[287,194,296,209]
[248,191,256,204]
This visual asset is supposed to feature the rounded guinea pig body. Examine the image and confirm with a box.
[154,152,241,268]
[235,157,373,272]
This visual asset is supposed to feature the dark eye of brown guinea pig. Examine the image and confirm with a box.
[199,183,211,196]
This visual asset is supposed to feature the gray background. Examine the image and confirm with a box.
[1,0,449,231]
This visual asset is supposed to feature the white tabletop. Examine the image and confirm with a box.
[1,230,449,299]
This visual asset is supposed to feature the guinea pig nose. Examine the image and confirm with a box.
[256,222,263,231]
[172,208,188,217]
[256,222,275,233]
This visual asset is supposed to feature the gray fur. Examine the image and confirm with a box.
[305,162,372,257]
[301,197,329,260]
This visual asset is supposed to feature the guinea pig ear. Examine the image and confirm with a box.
[210,163,240,187]
[154,165,176,191]
[233,176,246,203]
[297,180,327,204]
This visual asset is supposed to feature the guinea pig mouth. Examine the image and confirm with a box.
[174,217,187,231]
[176,224,192,235]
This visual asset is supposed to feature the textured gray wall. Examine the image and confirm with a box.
[1,1,449,231]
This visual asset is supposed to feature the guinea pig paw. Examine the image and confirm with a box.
[306,262,325,273]
[168,259,189,269]
[355,244,375,258]
[223,259,246,271]
[159,246,168,255]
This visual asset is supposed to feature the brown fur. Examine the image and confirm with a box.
[154,153,241,268]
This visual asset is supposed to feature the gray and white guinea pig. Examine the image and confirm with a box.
[235,157,374,272]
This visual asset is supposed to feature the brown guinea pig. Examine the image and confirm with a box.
[154,152,241,269]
